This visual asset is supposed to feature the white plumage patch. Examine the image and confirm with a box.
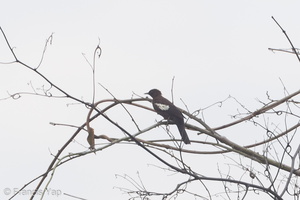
[155,103,170,111]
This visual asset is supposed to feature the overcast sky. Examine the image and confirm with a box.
[1,1,300,200]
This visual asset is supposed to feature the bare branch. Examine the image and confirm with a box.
[36,33,54,70]
[271,16,300,63]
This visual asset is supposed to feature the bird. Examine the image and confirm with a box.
[145,89,191,144]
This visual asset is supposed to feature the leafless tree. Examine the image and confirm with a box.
[1,17,300,200]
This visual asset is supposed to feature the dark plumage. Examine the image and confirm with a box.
[146,89,190,144]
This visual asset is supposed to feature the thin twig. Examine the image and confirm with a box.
[92,42,102,104]
[36,33,54,70]
[271,16,300,63]
[268,48,300,55]
[171,76,175,103]
[98,83,141,131]
[280,144,300,197]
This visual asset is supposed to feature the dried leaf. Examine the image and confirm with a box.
[87,127,95,151]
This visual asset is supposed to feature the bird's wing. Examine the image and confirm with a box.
[155,103,170,111]
[167,104,184,119]
[153,97,184,120]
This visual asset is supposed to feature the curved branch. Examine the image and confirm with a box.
[271,16,300,63]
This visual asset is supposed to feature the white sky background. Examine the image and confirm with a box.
[1,1,300,200]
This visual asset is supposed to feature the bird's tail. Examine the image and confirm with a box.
[176,121,191,144]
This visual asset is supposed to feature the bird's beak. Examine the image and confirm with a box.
[145,92,149,95]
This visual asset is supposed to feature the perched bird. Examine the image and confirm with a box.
[146,89,191,144]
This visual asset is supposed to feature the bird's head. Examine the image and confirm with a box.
[145,89,162,98]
